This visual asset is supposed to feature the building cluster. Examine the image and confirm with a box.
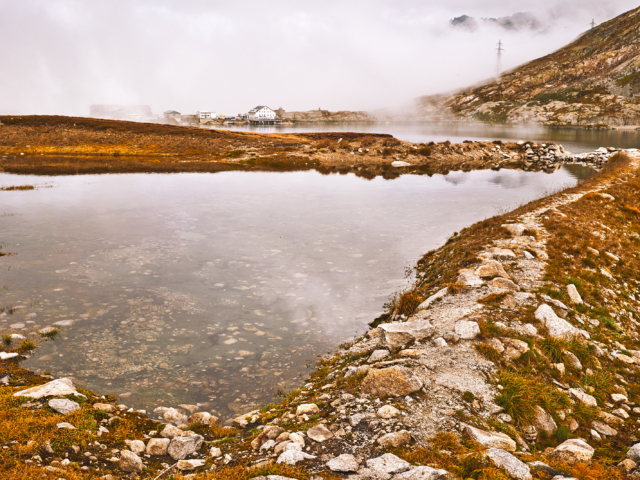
[89,105,282,125]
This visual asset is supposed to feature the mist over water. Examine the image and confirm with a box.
[0,166,594,415]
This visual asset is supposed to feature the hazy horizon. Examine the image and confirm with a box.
[1,0,638,117]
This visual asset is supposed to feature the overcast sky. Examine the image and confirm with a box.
[1,0,637,116]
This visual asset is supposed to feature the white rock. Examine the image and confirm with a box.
[569,388,598,407]
[13,378,85,399]
[502,223,527,236]
[56,422,75,429]
[209,446,222,458]
[377,405,400,419]
[549,439,595,465]
[611,393,628,403]
[365,453,411,475]
[126,440,146,455]
[416,287,448,310]
[0,352,19,360]
[306,424,333,442]
[391,161,411,167]
[393,466,450,480]
[163,407,188,425]
[368,349,390,363]
[379,320,435,351]
[289,432,306,447]
[457,270,484,287]
[146,438,170,456]
[119,450,142,473]
[160,424,184,439]
[168,434,204,460]
[327,453,360,472]
[296,404,319,415]
[486,448,532,480]
[176,459,205,471]
[276,449,316,465]
[626,443,640,462]
[433,337,448,347]
[523,251,535,259]
[535,304,578,339]
[463,425,516,452]
[454,320,480,339]
[567,284,583,304]
[48,398,80,415]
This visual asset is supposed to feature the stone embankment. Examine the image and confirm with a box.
[2,151,640,479]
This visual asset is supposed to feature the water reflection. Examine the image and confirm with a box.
[0,166,594,417]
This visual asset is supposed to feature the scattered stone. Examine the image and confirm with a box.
[231,409,260,427]
[475,260,509,279]
[433,337,448,348]
[591,420,617,437]
[533,406,558,435]
[457,270,484,287]
[490,278,520,291]
[119,450,142,473]
[276,449,316,465]
[160,424,184,439]
[393,466,450,480]
[549,439,595,465]
[377,430,411,447]
[416,287,448,311]
[368,349,390,363]
[307,424,333,443]
[48,398,80,415]
[454,320,480,339]
[163,407,188,425]
[379,321,435,352]
[146,438,170,456]
[327,454,360,472]
[168,434,204,460]
[567,418,579,432]
[360,366,423,397]
[188,411,220,428]
[93,403,115,413]
[365,453,411,475]
[296,404,319,416]
[377,405,400,419]
[13,378,85,399]
[56,422,75,429]
[611,393,628,403]
[0,352,18,360]
[486,448,532,480]
[463,425,516,452]
[502,223,528,236]
[569,388,598,407]
[349,413,365,427]
[209,446,222,457]
[251,426,284,450]
[501,337,529,360]
[176,459,205,471]
[601,411,625,427]
[564,351,583,370]
[127,440,146,455]
[535,304,579,339]
[627,443,640,462]
[618,459,637,474]
[567,284,583,304]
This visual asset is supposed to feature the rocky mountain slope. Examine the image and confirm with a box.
[422,6,640,127]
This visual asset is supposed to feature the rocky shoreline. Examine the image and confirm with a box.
[2,133,640,478]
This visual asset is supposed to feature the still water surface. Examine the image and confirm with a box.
[0,166,592,416]
[217,122,640,154]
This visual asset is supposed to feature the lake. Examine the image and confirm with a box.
[214,122,640,154]
[0,165,593,417]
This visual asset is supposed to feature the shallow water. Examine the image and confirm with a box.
[0,166,593,417]
[216,122,640,154]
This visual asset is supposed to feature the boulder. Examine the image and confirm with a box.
[567,284,583,304]
[591,420,617,437]
[296,404,319,416]
[368,349,390,363]
[533,406,557,435]
[627,443,640,462]
[549,439,595,465]
[126,440,146,455]
[377,405,400,419]
[463,425,516,452]
[475,260,509,279]
[327,454,360,472]
[569,388,597,407]
[119,450,142,473]
[501,338,529,360]
[486,448,532,479]
[416,287,448,311]
[361,366,423,397]
[167,434,204,460]
[365,453,411,475]
[276,449,316,465]
[454,320,480,340]
[160,424,184,439]
[377,430,411,447]
[378,321,435,352]
[188,411,220,428]
[535,304,579,339]
[393,466,450,480]
[13,378,85,399]
[307,424,333,443]
[176,459,205,471]
[146,438,170,456]
[502,223,528,236]
[490,278,520,291]
[48,398,80,415]
[251,426,284,450]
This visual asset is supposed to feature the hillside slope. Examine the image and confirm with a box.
[424,6,640,127]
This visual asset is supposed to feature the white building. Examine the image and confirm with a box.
[197,111,216,120]
[247,106,277,120]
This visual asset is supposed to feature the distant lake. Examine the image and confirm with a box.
[215,122,640,154]
[0,165,594,418]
